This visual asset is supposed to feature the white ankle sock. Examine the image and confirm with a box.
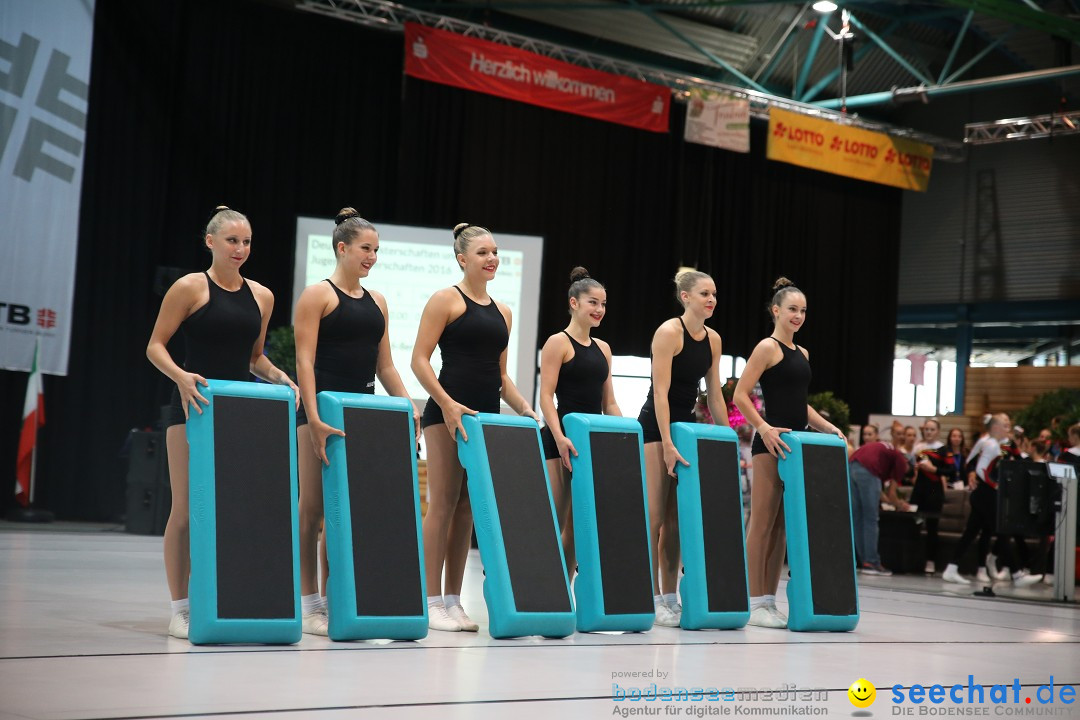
[653,594,665,607]
[763,594,776,607]
[749,595,766,610]
[301,593,326,614]
[662,593,677,606]
[170,598,189,615]
[427,595,444,609]
[444,594,462,609]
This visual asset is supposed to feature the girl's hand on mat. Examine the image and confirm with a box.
[662,442,690,477]
[758,424,792,459]
[557,436,578,472]
[521,407,540,423]
[826,424,846,442]
[311,419,346,466]
[178,373,209,420]
[282,376,301,410]
[412,405,423,442]
[443,401,478,442]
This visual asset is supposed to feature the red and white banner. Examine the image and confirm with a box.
[404,23,670,133]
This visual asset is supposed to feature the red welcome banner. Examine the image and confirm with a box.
[404,23,670,133]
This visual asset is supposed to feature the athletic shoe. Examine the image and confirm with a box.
[766,604,788,625]
[302,610,329,636]
[427,604,461,632]
[1011,570,1043,588]
[654,603,680,627]
[168,609,190,639]
[859,562,892,576]
[986,554,1009,581]
[1043,573,1055,585]
[976,568,991,583]
[446,604,479,632]
[924,560,936,574]
[668,600,682,616]
[747,606,786,629]
[942,564,970,585]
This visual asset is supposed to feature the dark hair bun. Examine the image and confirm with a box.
[772,276,795,292]
[335,207,360,226]
[453,222,470,239]
[569,266,590,283]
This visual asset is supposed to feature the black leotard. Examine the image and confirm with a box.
[637,318,712,444]
[165,272,262,427]
[297,280,385,425]
[751,338,811,456]
[420,286,509,428]
[541,332,609,460]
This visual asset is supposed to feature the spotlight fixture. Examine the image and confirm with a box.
[812,1,838,12]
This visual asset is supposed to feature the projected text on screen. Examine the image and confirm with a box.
[293,219,542,407]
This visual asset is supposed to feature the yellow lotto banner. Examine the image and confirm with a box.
[766,108,933,192]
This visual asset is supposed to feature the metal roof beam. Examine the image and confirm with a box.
[816,63,1080,109]
[936,0,1080,44]
[938,9,974,84]
[847,12,933,86]
[627,0,768,91]
[794,11,831,99]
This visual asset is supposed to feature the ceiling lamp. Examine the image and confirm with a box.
[813,1,838,12]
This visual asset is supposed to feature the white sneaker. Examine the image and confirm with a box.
[747,606,786,629]
[766,604,788,626]
[942,564,970,585]
[427,604,461,632]
[302,610,329,636]
[976,567,991,583]
[1043,573,1055,585]
[168,609,190,639]
[924,560,936,574]
[986,555,1009,581]
[446,604,479,632]
[654,603,680,627]
[1011,570,1043,588]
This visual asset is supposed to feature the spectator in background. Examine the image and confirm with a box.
[943,413,1042,587]
[861,424,879,447]
[848,441,909,576]
[1061,423,1080,468]
[890,420,905,447]
[1037,428,1060,460]
[911,419,946,573]
[942,428,968,489]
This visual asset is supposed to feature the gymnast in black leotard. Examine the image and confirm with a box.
[639,270,729,627]
[146,206,298,640]
[733,277,844,630]
[538,267,621,577]
[411,223,538,633]
[292,208,419,636]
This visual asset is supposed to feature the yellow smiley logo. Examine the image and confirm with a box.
[848,678,876,708]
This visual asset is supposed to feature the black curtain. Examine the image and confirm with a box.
[0,0,897,521]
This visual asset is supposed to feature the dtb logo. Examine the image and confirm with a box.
[0,302,57,328]
[0,302,32,325]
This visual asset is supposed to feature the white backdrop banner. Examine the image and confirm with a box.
[0,0,95,375]
[684,92,750,154]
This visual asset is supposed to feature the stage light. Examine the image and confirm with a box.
[813,1,838,12]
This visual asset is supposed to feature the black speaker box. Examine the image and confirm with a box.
[125,430,171,535]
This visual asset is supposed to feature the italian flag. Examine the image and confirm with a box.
[15,342,45,507]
